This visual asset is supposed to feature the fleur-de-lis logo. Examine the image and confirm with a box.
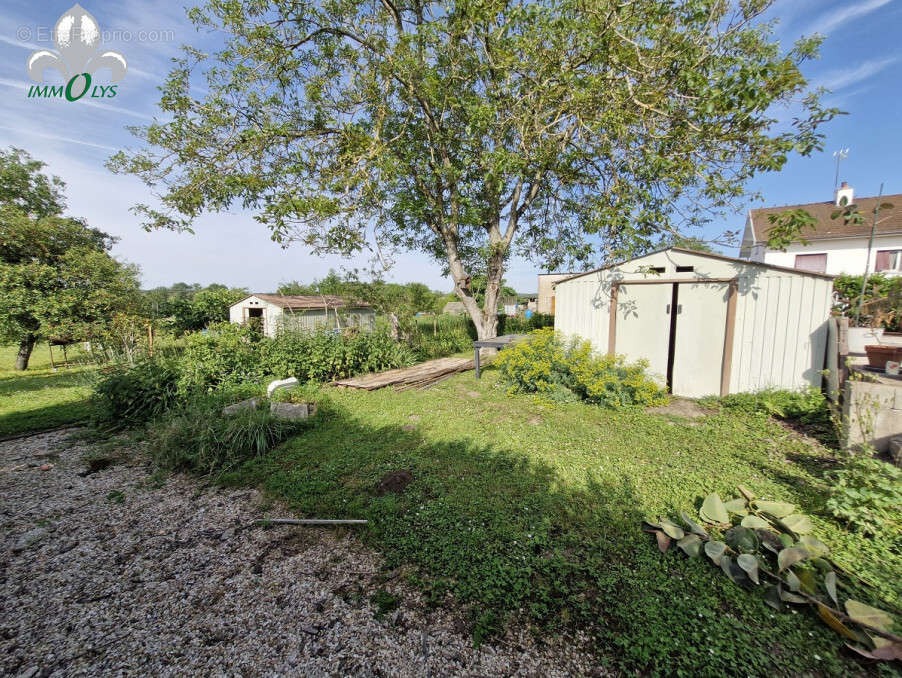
[27,4,127,82]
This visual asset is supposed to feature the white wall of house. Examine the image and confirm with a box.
[554,249,834,396]
[537,273,572,314]
[749,234,902,277]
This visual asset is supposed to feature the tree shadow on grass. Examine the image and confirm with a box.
[0,399,92,438]
[231,403,865,678]
[0,368,94,396]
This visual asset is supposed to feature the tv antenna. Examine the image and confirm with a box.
[832,147,849,191]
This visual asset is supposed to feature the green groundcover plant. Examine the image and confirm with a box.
[646,487,902,664]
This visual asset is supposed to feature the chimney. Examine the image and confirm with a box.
[834,181,854,206]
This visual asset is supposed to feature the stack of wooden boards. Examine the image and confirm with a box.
[332,356,475,391]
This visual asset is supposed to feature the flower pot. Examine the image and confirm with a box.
[847,327,885,354]
[864,345,902,370]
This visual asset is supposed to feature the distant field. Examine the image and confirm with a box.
[0,343,98,438]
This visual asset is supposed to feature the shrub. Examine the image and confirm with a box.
[825,453,902,535]
[407,323,473,360]
[93,358,180,428]
[174,322,265,392]
[146,396,308,474]
[495,328,667,408]
[262,328,413,381]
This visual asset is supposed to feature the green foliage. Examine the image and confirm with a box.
[702,387,836,446]
[765,208,818,250]
[647,487,901,664]
[495,328,668,408]
[833,273,902,330]
[111,0,837,340]
[0,146,66,218]
[175,322,266,392]
[825,454,902,536]
[92,359,181,428]
[262,328,414,381]
[142,283,248,334]
[145,396,307,475]
[0,151,142,369]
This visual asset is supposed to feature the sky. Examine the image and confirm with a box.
[1,0,900,294]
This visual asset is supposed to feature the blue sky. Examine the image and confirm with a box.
[1,0,900,294]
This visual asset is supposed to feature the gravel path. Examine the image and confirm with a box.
[1,430,606,677]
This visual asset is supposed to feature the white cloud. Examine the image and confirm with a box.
[0,125,118,151]
[806,0,893,35]
[814,56,899,91]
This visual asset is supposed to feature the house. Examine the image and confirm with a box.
[537,273,574,314]
[740,182,902,275]
[553,248,834,398]
[229,294,374,337]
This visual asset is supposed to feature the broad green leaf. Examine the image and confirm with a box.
[705,540,727,565]
[798,535,829,558]
[779,586,808,604]
[700,493,729,524]
[659,518,685,540]
[753,500,795,518]
[757,529,783,554]
[763,585,783,610]
[845,600,895,632]
[785,569,801,592]
[677,534,702,558]
[778,547,808,572]
[738,485,756,501]
[720,554,735,582]
[778,533,794,549]
[825,571,838,605]
[741,515,771,529]
[781,514,813,534]
[796,568,818,594]
[724,526,758,553]
[737,553,760,584]
[817,603,859,641]
[679,510,709,538]
[724,497,749,515]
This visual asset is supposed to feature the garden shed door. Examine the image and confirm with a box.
[670,282,730,398]
[613,283,671,386]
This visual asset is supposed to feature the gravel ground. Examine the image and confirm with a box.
[1,430,607,677]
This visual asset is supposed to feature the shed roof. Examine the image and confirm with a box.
[748,193,902,243]
[553,247,835,287]
[233,294,372,310]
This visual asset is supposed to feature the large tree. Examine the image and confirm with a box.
[0,151,142,369]
[110,0,837,339]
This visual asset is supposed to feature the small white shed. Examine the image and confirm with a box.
[229,294,375,338]
[553,248,835,398]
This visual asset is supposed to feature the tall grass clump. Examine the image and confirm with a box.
[92,358,181,428]
[146,396,311,475]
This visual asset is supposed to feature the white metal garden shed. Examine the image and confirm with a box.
[552,248,835,398]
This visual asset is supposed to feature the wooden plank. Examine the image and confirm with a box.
[333,356,475,390]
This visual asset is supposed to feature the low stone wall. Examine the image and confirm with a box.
[843,379,902,452]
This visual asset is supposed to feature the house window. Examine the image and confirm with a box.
[876,250,902,272]
[794,253,827,273]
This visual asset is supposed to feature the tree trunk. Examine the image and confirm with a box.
[15,335,36,371]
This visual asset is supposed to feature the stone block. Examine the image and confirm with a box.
[270,402,310,420]
[222,398,260,416]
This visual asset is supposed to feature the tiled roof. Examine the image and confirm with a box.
[749,193,902,242]
[239,294,372,310]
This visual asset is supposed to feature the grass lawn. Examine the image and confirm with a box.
[0,343,98,438]
[233,369,902,677]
